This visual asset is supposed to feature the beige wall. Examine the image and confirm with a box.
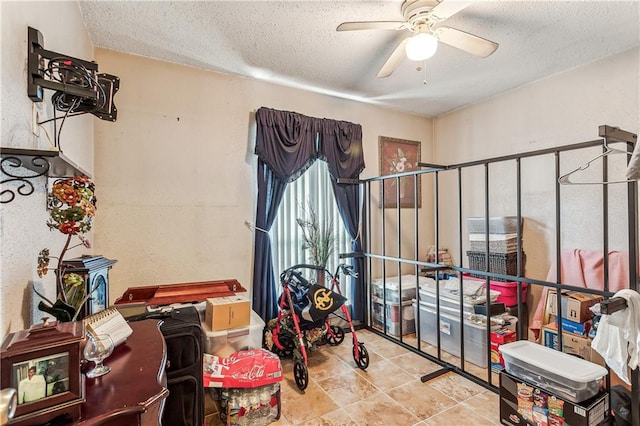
[92,49,432,307]
[432,48,639,332]
[1,2,94,335]
[434,47,639,279]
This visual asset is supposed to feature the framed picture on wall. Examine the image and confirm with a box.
[379,136,421,208]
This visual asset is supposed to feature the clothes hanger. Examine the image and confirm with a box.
[558,139,634,185]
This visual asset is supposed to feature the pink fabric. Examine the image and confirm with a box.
[530,249,631,339]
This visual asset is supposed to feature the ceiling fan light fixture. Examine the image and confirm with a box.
[405,32,438,61]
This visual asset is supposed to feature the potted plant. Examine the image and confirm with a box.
[296,202,334,284]
[35,177,97,322]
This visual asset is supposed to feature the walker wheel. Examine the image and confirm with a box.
[325,325,345,346]
[353,343,369,370]
[294,360,308,390]
[275,333,295,358]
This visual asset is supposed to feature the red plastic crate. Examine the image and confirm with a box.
[463,273,528,307]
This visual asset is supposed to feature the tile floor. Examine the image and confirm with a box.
[205,328,502,425]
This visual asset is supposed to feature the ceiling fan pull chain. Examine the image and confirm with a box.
[423,61,428,85]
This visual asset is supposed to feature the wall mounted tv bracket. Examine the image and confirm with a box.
[27,26,119,122]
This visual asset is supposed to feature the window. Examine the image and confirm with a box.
[270,160,351,285]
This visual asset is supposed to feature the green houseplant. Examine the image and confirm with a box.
[35,176,97,322]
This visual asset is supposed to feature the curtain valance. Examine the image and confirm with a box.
[254,107,365,182]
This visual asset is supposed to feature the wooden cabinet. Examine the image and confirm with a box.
[77,320,168,425]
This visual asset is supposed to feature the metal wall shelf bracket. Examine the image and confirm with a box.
[0,148,90,204]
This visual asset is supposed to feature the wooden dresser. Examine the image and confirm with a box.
[77,320,168,425]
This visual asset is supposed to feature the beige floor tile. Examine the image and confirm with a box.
[316,369,381,405]
[306,350,354,382]
[367,334,416,359]
[354,358,416,392]
[390,351,444,379]
[304,408,362,426]
[422,403,497,426]
[460,390,501,423]
[426,372,487,402]
[279,380,340,424]
[343,392,421,426]
[386,379,458,420]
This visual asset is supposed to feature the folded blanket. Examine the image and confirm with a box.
[530,249,630,339]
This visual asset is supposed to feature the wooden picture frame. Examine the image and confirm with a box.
[379,136,422,208]
[1,321,84,425]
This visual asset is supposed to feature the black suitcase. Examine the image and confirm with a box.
[126,306,204,426]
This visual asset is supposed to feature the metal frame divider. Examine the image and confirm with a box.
[354,125,639,425]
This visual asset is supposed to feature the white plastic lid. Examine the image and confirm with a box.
[500,340,608,382]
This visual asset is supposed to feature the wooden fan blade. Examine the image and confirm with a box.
[376,37,409,78]
[435,26,498,58]
[336,21,406,31]
[429,0,473,22]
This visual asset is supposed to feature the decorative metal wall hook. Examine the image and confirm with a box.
[0,154,49,203]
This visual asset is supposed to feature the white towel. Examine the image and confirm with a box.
[626,138,640,180]
[592,289,640,385]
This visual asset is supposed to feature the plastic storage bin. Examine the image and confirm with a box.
[467,251,526,281]
[202,310,265,357]
[466,216,522,234]
[499,340,608,403]
[417,288,490,315]
[463,274,528,307]
[372,275,424,302]
[469,234,519,254]
[372,296,415,336]
[413,300,488,368]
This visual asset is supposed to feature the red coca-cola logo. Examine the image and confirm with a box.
[231,364,265,380]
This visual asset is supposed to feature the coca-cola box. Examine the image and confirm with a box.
[203,349,282,388]
[203,349,282,425]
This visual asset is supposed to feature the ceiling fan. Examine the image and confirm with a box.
[337,0,499,78]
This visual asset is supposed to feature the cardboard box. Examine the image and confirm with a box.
[491,329,517,371]
[546,290,602,323]
[205,295,251,331]
[553,316,592,336]
[500,371,608,426]
[541,323,605,366]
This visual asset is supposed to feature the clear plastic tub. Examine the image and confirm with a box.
[499,340,607,403]
[413,300,489,368]
[371,275,421,303]
[202,311,265,357]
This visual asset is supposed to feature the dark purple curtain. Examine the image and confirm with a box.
[252,160,288,322]
[252,107,364,322]
[319,119,366,321]
[252,108,317,321]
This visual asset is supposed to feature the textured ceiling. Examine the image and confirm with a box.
[78,0,640,117]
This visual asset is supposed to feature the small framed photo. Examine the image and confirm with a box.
[1,321,84,425]
[379,136,422,208]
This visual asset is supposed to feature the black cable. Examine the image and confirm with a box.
[35,56,109,147]
[56,96,80,150]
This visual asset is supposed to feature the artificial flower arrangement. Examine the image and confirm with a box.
[35,177,97,322]
[296,202,334,270]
